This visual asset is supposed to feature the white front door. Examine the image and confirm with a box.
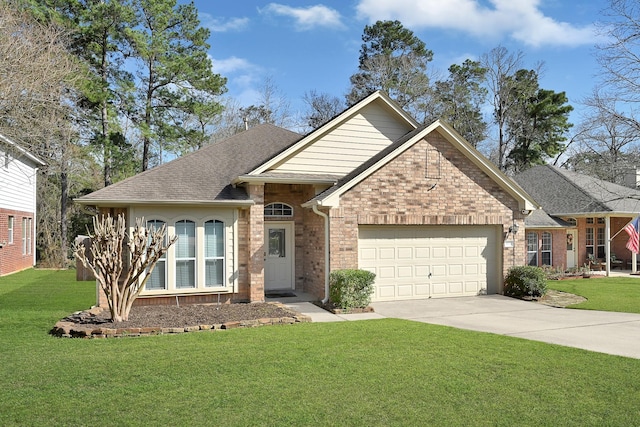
[566,230,577,269]
[264,222,294,290]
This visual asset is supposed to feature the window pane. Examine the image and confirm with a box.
[205,220,224,257]
[206,259,223,287]
[541,252,551,265]
[175,220,195,257]
[146,220,166,259]
[176,260,195,288]
[268,229,286,258]
[541,232,551,251]
[147,259,166,290]
[585,228,594,246]
[527,252,538,266]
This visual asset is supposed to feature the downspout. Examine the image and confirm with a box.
[312,204,330,304]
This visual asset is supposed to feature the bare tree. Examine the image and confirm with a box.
[565,89,640,182]
[0,3,86,266]
[75,214,177,322]
[302,90,345,130]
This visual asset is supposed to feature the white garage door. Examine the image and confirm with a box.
[358,225,500,301]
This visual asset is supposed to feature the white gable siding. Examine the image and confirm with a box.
[270,102,413,176]
[0,147,38,213]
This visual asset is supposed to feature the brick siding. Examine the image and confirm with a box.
[329,130,525,289]
[0,208,35,276]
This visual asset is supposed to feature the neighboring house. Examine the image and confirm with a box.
[76,91,537,307]
[514,165,640,273]
[0,134,45,276]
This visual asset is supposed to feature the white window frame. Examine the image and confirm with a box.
[146,219,167,290]
[175,219,196,289]
[585,227,594,257]
[8,216,14,244]
[264,202,293,217]
[527,232,538,266]
[21,217,31,255]
[204,219,225,287]
[541,232,552,266]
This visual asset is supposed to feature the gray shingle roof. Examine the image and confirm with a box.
[514,165,640,215]
[77,124,302,204]
[524,208,573,228]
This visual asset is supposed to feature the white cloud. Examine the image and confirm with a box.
[355,0,599,48]
[211,56,255,74]
[262,3,346,31]
[200,13,249,32]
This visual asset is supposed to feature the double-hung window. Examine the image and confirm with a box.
[21,218,31,255]
[175,220,196,289]
[526,232,538,266]
[585,227,594,257]
[146,220,167,290]
[204,220,225,287]
[541,232,552,265]
[7,216,13,244]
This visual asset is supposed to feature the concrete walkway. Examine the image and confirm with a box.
[284,296,640,359]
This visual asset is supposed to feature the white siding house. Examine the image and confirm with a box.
[0,133,44,275]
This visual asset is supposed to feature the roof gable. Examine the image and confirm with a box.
[77,124,302,205]
[514,165,640,215]
[248,91,418,177]
[306,120,538,211]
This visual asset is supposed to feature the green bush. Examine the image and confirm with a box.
[329,269,376,311]
[504,265,547,298]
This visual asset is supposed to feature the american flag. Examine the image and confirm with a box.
[625,216,640,254]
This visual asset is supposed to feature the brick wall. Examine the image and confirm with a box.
[247,184,265,302]
[0,208,35,276]
[329,130,525,285]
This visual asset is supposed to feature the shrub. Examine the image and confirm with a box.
[504,265,547,298]
[329,269,376,311]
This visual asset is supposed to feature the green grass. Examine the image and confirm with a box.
[2,269,640,426]
[548,276,640,313]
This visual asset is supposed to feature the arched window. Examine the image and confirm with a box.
[175,220,196,289]
[526,232,538,266]
[264,202,293,217]
[204,220,225,287]
[146,219,167,290]
[541,232,552,265]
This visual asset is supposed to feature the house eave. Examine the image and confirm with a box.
[74,198,255,208]
[233,175,340,186]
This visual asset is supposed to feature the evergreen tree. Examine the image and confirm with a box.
[347,20,432,109]
[127,0,226,170]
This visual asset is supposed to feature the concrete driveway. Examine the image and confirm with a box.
[370,295,640,359]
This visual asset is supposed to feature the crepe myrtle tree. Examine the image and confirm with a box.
[74,214,177,322]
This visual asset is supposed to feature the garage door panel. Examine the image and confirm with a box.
[449,263,463,275]
[360,248,377,261]
[432,247,447,258]
[359,225,499,301]
[379,248,395,259]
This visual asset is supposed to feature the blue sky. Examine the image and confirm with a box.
[191,0,607,126]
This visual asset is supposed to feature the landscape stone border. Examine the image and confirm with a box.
[50,304,311,339]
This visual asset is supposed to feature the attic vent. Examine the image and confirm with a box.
[425,148,441,179]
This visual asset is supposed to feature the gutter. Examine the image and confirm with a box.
[311,203,330,304]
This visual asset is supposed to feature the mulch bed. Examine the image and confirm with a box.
[51,303,310,338]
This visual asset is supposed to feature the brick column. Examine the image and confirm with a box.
[247,184,265,302]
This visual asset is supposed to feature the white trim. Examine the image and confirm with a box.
[264,221,295,290]
[0,133,45,167]
[248,91,418,176]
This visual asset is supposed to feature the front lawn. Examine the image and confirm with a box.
[548,276,640,313]
[2,269,640,426]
